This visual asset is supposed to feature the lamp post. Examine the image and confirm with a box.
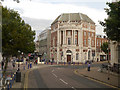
[17,50,21,70]
[107,39,110,80]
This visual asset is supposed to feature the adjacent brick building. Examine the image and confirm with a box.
[96,35,108,61]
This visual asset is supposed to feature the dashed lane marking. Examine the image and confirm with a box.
[59,78,68,85]
[52,69,54,72]
[71,86,77,90]
[52,73,57,78]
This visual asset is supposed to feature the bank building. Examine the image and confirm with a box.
[50,13,96,63]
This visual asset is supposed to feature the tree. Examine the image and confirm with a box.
[100,1,120,42]
[2,7,35,82]
[2,7,35,57]
[101,42,108,54]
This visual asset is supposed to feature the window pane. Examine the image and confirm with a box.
[68,38,71,45]
[75,38,77,45]
[76,53,79,60]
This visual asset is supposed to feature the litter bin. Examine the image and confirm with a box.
[16,70,21,82]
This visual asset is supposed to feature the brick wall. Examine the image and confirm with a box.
[51,31,57,47]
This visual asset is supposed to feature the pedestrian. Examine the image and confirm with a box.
[1,60,4,70]
[85,61,87,64]
[97,58,99,62]
[12,61,15,69]
[36,59,37,65]
[88,62,91,71]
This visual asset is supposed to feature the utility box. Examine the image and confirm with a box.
[16,71,21,82]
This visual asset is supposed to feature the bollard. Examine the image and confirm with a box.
[28,64,29,69]
[7,81,10,90]
[10,80,12,88]
[16,70,21,82]
[64,62,65,65]
[24,66,25,70]
[73,62,75,65]
[30,63,31,68]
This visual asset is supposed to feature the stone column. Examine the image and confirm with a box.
[72,30,74,45]
[59,30,61,45]
[73,30,75,45]
[57,30,59,64]
[78,30,80,45]
[63,30,65,44]
[65,30,66,45]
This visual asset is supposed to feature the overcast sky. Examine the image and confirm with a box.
[1,0,112,41]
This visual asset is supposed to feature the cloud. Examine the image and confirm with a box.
[2,0,108,40]
[2,0,107,23]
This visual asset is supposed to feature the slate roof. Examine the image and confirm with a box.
[51,13,95,25]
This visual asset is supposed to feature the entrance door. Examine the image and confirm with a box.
[67,55,71,62]
[88,50,90,60]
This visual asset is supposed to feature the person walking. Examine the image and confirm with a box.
[12,61,15,69]
[36,59,37,65]
[1,60,4,70]
[88,62,91,71]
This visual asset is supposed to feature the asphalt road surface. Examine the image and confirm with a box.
[27,64,113,89]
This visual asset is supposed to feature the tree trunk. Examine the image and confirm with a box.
[2,57,9,86]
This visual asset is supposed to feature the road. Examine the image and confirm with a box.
[27,64,112,89]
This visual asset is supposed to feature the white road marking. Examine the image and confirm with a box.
[52,69,54,72]
[52,73,57,78]
[71,86,76,90]
[59,78,68,85]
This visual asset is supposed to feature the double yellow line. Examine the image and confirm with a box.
[24,69,32,90]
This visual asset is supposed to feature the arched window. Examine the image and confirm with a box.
[66,50,72,53]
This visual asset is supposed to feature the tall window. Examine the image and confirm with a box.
[75,38,77,45]
[61,31,63,45]
[84,39,86,46]
[68,31,71,36]
[68,38,71,45]
[92,33,94,37]
[97,40,99,46]
[88,32,90,37]
[76,53,79,60]
[88,39,90,46]
[75,30,77,35]
[100,40,101,46]
[84,31,86,36]
[92,40,94,46]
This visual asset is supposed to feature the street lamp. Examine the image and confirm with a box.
[17,50,21,71]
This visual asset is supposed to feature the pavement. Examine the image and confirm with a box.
[75,67,120,88]
[11,62,45,88]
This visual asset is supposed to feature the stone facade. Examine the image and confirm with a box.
[110,41,120,65]
[35,40,39,53]
[38,28,51,61]
[50,13,96,63]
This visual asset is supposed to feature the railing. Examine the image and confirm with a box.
[101,63,120,74]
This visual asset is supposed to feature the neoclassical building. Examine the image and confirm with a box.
[50,13,96,63]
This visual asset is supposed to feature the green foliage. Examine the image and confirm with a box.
[100,1,120,42]
[2,7,35,57]
[101,42,108,54]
